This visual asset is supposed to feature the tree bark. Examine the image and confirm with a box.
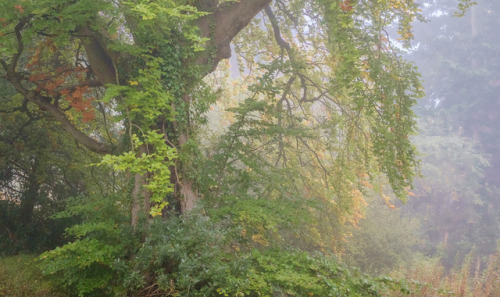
[196,0,273,72]
[131,144,152,229]
[180,180,197,213]
[76,26,118,85]
[173,0,272,213]
[20,162,40,226]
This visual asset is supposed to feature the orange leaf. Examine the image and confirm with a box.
[14,5,24,13]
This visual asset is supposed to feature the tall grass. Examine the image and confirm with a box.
[0,254,59,297]
[387,248,500,297]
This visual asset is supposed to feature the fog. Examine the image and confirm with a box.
[343,0,500,279]
[1,1,498,295]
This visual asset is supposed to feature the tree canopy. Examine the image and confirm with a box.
[0,0,422,221]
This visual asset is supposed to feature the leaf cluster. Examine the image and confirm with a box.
[39,194,137,297]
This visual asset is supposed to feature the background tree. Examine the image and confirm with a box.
[401,0,500,266]
[407,119,497,267]
[341,195,425,275]
[412,0,500,184]
[0,79,122,254]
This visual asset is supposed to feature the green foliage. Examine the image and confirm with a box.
[125,0,208,51]
[102,56,176,125]
[39,194,137,297]
[37,208,415,297]
[100,131,177,216]
[124,214,412,297]
[0,0,474,295]
[342,198,426,275]
[454,0,477,17]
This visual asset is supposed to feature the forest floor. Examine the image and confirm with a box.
[0,254,58,297]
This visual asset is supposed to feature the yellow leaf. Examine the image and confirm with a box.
[128,80,138,86]
[251,234,268,246]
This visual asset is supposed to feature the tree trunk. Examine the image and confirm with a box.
[131,144,151,229]
[180,180,197,214]
[20,161,40,225]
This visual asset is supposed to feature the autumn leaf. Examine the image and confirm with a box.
[14,5,24,13]
[339,1,353,11]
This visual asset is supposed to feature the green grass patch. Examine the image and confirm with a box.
[0,254,59,297]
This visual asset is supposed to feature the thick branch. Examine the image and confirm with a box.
[54,80,102,93]
[264,5,292,55]
[1,23,116,155]
[10,20,27,73]
[9,78,112,154]
[30,92,112,154]
[76,26,117,85]
[197,0,273,72]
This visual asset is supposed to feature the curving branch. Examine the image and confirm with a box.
[264,5,292,55]
[7,75,113,154]
[196,0,273,73]
[265,5,310,107]
[10,19,27,73]
[76,26,118,86]
[32,95,112,154]
[0,19,116,155]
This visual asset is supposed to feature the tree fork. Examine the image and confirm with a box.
[196,0,273,72]
[171,0,273,213]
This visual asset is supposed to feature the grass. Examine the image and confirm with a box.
[0,254,60,297]
[387,249,500,297]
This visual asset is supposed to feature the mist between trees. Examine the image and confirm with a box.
[1,0,498,296]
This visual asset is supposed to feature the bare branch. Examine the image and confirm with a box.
[298,136,329,189]
[8,77,113,154]
[10,20,27,73]
[264,5,292,55]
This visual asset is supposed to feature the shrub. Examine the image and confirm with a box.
[126,214,411,297]
[39,194,137,297]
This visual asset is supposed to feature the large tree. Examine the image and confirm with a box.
[0,0,424,229]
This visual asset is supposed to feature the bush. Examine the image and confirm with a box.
[38,196,414,297]
[126,215,411,297]
[39,194,137,297]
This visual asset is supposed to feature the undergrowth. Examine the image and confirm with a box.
[388,248,500,297]
[0,254,59,297]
